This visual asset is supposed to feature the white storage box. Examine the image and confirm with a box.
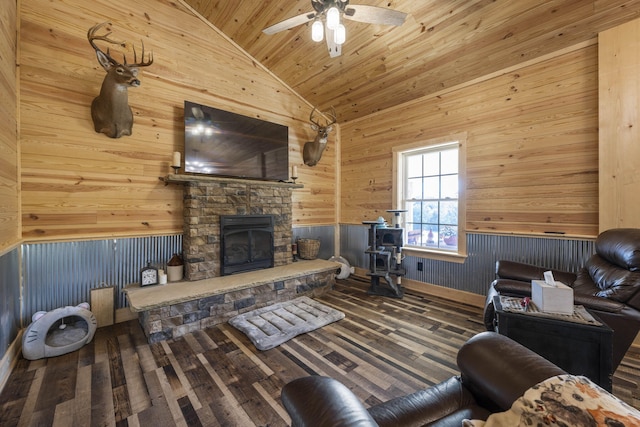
[531,279,574,314]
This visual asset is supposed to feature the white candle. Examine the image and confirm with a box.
[172,151,181,167]
[292,165,298,178]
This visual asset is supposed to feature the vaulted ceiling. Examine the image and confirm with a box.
[185,0,640,123]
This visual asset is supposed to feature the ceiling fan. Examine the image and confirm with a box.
[262,0,407,58]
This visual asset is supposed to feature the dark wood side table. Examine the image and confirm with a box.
[494,296,613,391]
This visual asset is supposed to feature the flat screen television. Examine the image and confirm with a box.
[184,101,289,181]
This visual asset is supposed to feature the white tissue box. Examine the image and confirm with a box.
[531,279,574,314]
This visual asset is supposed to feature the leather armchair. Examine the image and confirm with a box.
[281,332,566,427]
[483,228,640,370]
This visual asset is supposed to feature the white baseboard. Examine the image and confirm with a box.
[0,330,23,395]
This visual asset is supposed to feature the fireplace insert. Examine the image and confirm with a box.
[221,215,275,275]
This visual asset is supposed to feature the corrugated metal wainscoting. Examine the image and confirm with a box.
[340,225,595,296]
[0,248,21,361]
[21,235,182,325]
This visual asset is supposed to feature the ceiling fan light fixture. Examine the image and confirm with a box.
[326,7,340,30]
[262,0,408,57]
[311,19,324,42]
[334,24,346,45]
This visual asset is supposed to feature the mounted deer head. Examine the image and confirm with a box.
[303,106,337,166]
[87,22,153,138]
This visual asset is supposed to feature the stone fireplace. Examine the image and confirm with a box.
[126,175,340,343]
[181,176,299,280]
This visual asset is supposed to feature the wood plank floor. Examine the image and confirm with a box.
[1,277,638,426]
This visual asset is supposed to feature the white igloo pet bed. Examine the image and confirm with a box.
[22,303,97,360]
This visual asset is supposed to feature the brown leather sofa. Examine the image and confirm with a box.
[281,332,565,427]
[483,228,640,371]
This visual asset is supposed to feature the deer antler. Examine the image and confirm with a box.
[309,106,337,128]
[128,42,153,67]
[326,106,337,126]
[309,107,321,127]
[87,22,153,68]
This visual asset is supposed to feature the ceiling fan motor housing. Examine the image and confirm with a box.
[312,0,351,15]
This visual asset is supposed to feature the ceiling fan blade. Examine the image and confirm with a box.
[344,5,407,26]
[325,27,342,58]
[263,12,317,35]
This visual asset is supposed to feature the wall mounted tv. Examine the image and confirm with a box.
[184,101,289,181]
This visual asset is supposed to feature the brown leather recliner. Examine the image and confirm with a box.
[281,332,566,427]
[483,228,640,371]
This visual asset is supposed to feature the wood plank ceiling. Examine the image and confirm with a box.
[185,0,640,123]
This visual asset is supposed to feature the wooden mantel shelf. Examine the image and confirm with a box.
[160,173,304,189]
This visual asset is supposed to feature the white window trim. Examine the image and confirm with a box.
[392,133,467,262]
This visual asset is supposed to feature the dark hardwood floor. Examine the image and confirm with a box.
[1,277,638,426]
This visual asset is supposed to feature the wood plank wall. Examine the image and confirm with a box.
[599,18,640,231]
[19,0,337,242]
[340,42,599,238]
[0,0,19,252]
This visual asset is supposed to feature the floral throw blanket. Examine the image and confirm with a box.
[463,375,640,427]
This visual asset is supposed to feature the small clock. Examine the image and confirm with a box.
[140,262,159,286]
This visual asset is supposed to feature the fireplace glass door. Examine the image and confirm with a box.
[221,215,274,275]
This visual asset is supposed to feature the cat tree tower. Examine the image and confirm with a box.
[363,209,406,298]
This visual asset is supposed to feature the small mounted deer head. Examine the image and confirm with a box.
[87,22,153,138]
[303,106,337,166]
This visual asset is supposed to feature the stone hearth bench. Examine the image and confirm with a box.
[124,259,340,343]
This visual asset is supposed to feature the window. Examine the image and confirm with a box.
[393,134,466,259]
